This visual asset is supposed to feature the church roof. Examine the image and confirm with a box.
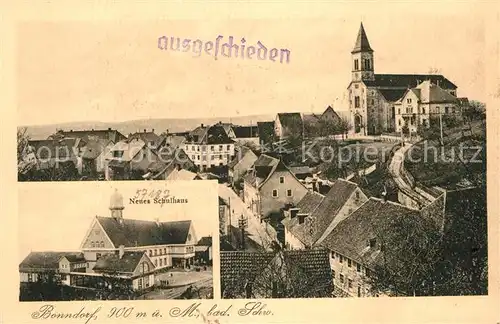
[96,217,192,247]
[352,23,373,54]
[363,74,457,90]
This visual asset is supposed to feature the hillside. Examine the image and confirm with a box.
[20,114,275,139]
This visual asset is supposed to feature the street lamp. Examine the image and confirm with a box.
[238,214,248,250]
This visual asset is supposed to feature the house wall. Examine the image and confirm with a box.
[260,170,308,219]
[59,259,71,273]
[81,221,115,249]
[132,274,155,291]
[96,143,114,173]
[243,180,261,216]
[395,90,420,133]
[348,82,368,134]
[184,143,235,170]
[330,251,372,297]
[420,192,446,232]
[284,226,306,250]
[20,272,39,283]
[397,190,421,210]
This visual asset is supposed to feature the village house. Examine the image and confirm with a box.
[105,138,160,180]
[80,137,115,178]
[52,128,127,143]
[274,113,303,140]
[347,23,459,135]
[282,179,368,250]
[219,196,231,237]
[195,237,213,265]
[128,129,165,150]
[183,124,235,172]
[243,154,309,221]
[146,148,196,180]
[319,196,421,297]
[19,190,197,293]
[257,121,275,146]
[25,138,81,175]
[220,249,333,298]
[165,168,201,181]
[232,125,260,147]
[228,145,258,186]
[394,80,462,134]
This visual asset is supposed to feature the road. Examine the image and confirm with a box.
[218,184,277,250]
[388,143,431,208]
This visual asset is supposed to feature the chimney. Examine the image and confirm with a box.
[152,128,155,133]
[166,129,169,135]
[144,129,146,133]
[119,245,125,259]
[290,208,299,219]
[201,123,204,128]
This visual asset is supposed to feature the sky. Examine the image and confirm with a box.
[18,180,218,262]
[16,2,489,126]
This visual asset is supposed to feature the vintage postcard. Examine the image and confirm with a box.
[2,1,499,323]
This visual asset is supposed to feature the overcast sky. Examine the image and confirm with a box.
[18,180,218,262]
[17,2,488,126]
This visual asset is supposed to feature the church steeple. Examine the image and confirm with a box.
[351,22,373,54]
[351,22,375,82]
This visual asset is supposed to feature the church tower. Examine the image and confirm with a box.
[351,23,374,82]
[109,188,124,219]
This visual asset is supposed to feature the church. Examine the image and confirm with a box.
[19,190,198,294]
[347,23,462,135]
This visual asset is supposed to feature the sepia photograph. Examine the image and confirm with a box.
[18,181,217,301]
[15,10,488,303]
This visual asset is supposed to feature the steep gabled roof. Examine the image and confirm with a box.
[220,249,332,298]
[416,80,458,103]
[277,113,303,130]
[197,236,213,246]
[93,251,146,274]
[319,197,420,268]
[352,23,373,54]
[55,129,126,143]
[96,217,192,247]
[286,179,359,245]
[19,251,83,271]
[129,131,162,148]
[233,126,259,138]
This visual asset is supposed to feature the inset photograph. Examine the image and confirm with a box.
[18,181,217,301]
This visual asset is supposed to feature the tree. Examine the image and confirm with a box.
[367,214,443,296]
[465,100,486,121]
[17,127,30,162]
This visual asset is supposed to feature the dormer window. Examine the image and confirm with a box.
[369,238,377,248]
[113,150,124,158]
[298,214,307,225]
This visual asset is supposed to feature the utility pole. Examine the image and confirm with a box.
[238,214,248,250]
[439,107,444,146]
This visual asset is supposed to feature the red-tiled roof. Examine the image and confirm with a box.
[96,217,192,247]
